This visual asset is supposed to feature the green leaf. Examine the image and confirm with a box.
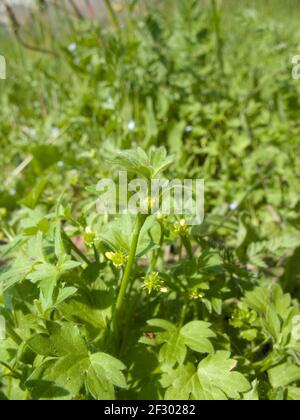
[27,334,58,357]
[20,178,48,209]
[100,214,158,258]
[161,352,250,400]
[159,332,187,368]
[287,386,300,400]
[112,148,152,179]
[61,290,113,330]
[137,215,159,256]
[265,306,281,341]
[100,214,134,252]
[245,286,270,315]
[0,256,34,290]
[268,362,300,389]
[87,353,127,400]
[27,322,87,358]
[149,146,174,177]
[55,287,78,306]
[86,362,115,400]
[111,146,173,180]
[161,363,196,400]
[23,218,49,236]
[243,380,259,400]
[146,318,177,333]
[180,321,216,354]
[31,145,61,169]
[26,259,80,310]
[141,319,215,368]
[49,322,87,356]
[28,262,58,285]
[195,351,250,400]
[26,323,126,400]
[140,319,185,368]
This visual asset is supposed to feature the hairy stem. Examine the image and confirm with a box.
[182,235,193,260]
[61,229,90,265]
[112,213,146,345]
[179,295,189,328]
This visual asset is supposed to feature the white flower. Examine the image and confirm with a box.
[57,161,64,168]
[185,125,193,133]
[68,43,77,53]
[230,202,239,211]
[51,127,59,137]
[128,120,136,131]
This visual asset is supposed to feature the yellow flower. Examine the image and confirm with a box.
[81,261,88,270]
[105,250,128,268]
[3,367,12,376]
[83,226,96,247]
[174,219,189,236]
[189,289,205,300]
[142,272,168,295]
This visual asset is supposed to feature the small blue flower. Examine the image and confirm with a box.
[68,43,77,53]
[230,202,239,211]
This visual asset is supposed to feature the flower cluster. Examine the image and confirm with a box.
[142,272,168,295]
[174,219,189,236]
[189,289,205,300]
[83,227,96,247]
[105,250,128,268]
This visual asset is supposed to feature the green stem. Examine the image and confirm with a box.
[148,222,164,273]
[211,0,224,74]
[182,235,193,260]
[129,0,139,13]
[61,229,90,265]
[179,295,189,328]
[112,214,146,344]
[93,244,99,263]
[6,323,23,346]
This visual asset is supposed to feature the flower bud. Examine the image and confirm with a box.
[142,272,168,295]
[83,226,96,247]
[105,250,128,268]
[174,219,189,236]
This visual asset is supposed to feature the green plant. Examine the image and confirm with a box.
[1,0,300,401]
[0,145,299,400]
